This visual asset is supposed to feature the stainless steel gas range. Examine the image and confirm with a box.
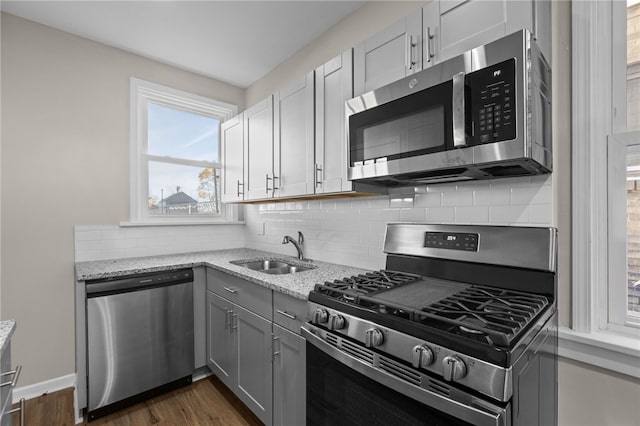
[302,223,557,426]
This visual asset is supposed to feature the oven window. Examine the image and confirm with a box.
[306,343,473,426]
[349,80,453,165]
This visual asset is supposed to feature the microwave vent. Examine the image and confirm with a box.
[480,164,532,177]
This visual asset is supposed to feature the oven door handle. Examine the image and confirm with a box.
[302,326,509,426]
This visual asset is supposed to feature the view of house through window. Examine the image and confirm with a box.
[145,102,222,216]
[625,0,640,319]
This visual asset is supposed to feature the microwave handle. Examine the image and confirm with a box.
[452,72,468,148]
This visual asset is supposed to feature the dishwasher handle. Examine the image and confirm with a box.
[86,268,193,297]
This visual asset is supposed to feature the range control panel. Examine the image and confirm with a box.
[424,232,479,251]
[467,58,517,145]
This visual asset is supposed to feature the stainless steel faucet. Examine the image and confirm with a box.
[282,231,305,260]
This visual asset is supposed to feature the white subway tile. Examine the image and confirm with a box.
[379,209,401,222]
[530,205,553,225]
[359,208,380,221]
[425,207,455,222]
[473,188,511,206]
[390,197,414,208]
[399,208,426,222]
[455,206,490,223]
[490,205,530,224]
[414,192,442,208]
[511,185,552,205]
[442,191,473,207]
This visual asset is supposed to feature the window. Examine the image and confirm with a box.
[568,0,640,378]
[130,78,237,223]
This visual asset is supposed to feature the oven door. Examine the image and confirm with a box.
[302,326,510,426]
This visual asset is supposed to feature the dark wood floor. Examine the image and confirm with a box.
[12,375,263,426]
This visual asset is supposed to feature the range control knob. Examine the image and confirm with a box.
[442,355,467,381]
[364,328,384,347]
[327,314,346,331]
[311,308,329,324]
[411,344,434,369]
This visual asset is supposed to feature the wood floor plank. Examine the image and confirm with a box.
[11,375,264,426]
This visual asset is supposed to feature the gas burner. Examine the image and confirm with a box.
[312,270,422,304]
[415,286,550,346]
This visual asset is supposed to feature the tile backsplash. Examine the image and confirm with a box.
[74,176,552,270]
[244,176,553,270]
[74,224,245,262]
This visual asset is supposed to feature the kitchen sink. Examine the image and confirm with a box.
[231,259,315,275]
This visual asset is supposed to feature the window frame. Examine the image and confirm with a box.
[566,0,640,379]
[128,77,238,225]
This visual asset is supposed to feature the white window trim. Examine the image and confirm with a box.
[127,77,239,225]
[567,0,640,379]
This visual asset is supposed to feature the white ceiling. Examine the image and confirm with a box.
[1,1,365,88]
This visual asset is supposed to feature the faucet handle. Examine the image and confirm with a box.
[298,231,304,245]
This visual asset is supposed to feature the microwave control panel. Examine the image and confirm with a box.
[467,58,517,145]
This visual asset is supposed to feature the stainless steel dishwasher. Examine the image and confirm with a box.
[86,268,194,421]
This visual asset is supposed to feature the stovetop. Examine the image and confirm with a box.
[310,270,550,348]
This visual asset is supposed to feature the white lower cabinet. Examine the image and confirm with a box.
[206,290,273,425]
[206,269,307,426]
[273,324,306,426]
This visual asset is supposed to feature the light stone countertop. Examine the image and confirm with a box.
[75,248,371,300]
[0,320,16,356]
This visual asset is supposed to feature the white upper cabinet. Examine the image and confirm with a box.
[244,97,274,201]
[315,51,354,194]
[436,0,551,65]
[273,71,315,198]
[353,13,422,95]
[422,1,440,69]
[221,114,244,203]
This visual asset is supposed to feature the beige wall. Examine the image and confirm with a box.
[246,1,424,106]
[0,12,244,386]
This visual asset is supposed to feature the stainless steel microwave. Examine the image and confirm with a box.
[346,29,551,186]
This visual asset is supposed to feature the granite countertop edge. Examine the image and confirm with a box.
[0,320,16,356]
[75,248,371,300]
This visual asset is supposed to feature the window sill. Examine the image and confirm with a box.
[120,220,245,227]
[558,326,640,378]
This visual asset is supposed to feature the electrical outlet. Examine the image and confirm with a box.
[257,221,265,236]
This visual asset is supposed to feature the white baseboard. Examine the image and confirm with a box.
[13,373,76,402]
[13,373,82,423]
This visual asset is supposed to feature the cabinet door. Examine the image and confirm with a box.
[506,0,551,64]
[235,305,273,426]
[245,97,274,200]
[422,1,440,69]
[315,51,353,194]
[273,325,306,426]
[439,0,508,63]
[353,12,422,95]
[206,291,235,389]
[273,72,315,198]
[221,114,245,203]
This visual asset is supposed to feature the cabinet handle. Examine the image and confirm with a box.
[6,398,25,426]
[408,35,417,70]
[231,313,238,330]
[273,336,281,357]
[276,310,296,320]
[236,180,244,197]
[0,365,21,388]
[224,309,232,329]
[315,164,322,187]
[266,174,272,194]
[426,27,435,63]
[223,286,238,294]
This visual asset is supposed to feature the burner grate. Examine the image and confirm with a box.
[313,270,422,303]
[415,287,549,346]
